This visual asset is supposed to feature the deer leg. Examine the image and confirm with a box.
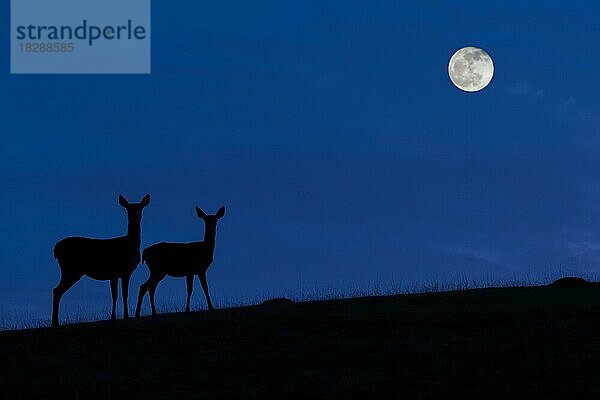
[185,275,193,313]
[121,275,131,320]
[135,278,152,318]
[52,273,83,327]
[110,278,118,320]
[149,280,159,316]
[198,273,214,311]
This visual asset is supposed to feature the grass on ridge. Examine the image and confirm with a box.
[1,284,600,399]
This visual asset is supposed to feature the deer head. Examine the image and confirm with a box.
[195,205,225,236]
[119,194,151,225]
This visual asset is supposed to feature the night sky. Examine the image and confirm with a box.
[2,1,600,323]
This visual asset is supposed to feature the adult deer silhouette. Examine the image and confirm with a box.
[52,194,150,327]
[135,205,225,317]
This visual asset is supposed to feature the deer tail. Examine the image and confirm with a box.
[53,240,64,260]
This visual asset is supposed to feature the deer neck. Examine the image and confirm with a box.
[203,230,217,251]
[127,221,142,245]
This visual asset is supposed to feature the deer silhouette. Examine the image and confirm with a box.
[135,205,225,317]
[52,194,150,327]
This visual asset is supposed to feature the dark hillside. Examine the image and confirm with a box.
[2,286,600,399]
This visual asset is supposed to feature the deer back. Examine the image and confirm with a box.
[143,241,214,276]
[55,235,141,277]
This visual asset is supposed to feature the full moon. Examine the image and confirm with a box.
[448,47,494,92]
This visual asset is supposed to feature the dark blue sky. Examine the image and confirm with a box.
[2,1,600,322]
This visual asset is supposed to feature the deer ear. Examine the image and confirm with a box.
[140,194,151,207]
[119,195,129,208]
[216,206,225,219]
[195,206,207,218]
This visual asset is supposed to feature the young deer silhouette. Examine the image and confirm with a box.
[135,205,225,317]
[52,194,150,327]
